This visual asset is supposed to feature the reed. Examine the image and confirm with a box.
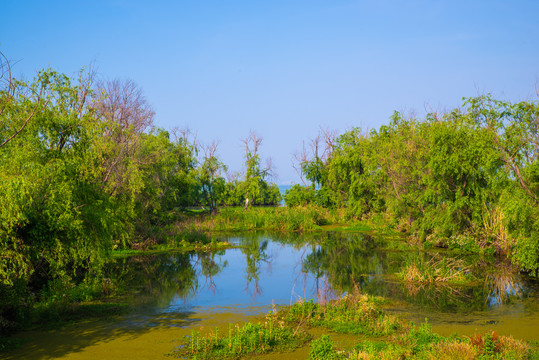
[399,255,475,284]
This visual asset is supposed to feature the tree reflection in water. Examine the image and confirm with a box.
[295,232,531,313]
[105,251,228,308]
[238,236,270,299]
[484,261,523,306]
[195,250,228,293]
[103,232,534,316]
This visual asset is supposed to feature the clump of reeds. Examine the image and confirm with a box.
[399,255,474,284]
[481,204,513,255]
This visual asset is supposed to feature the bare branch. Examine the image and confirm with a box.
[202,140,219,159]
[291,141,309,186]
[241,130,262,156]
[0,51,14,98]
[320,127,337,159]
[261,157,275,179]
[94,78,155,193]
[95,78,154,134]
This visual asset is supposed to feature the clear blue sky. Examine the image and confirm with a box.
[2,0,538,183]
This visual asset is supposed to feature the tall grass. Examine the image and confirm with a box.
[179,205,342,232]
[285,293,404,336]
[398,254,475,284]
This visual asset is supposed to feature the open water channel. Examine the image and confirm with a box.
[5,232,539,359]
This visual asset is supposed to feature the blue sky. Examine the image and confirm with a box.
[2,0,538,183]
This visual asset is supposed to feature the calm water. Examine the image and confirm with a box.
[105,232,539,336]
[6,232,539,359]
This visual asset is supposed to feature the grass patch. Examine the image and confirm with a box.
[171,292,535,360]
[112,238,235,258]
[170,308,311,359]
[319,326,534,359]
[284,293,404,336]
[309,335,346,360]
[398,255,476,284]
[178,206,343,232]
[326,223,373,232]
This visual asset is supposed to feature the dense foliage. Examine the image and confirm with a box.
[1,61,538,338]
[0,68,280,333]
[287,95,539,275]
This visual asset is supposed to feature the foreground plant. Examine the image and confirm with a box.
[330,324,534,360]
[285,293,403,336]
[170,308,311,359]
[308,335,346,360]
[170,291,536,360]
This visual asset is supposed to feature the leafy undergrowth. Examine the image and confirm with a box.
[171,292,537,360]
[309,325,536,360]
[170,307,311,359]
[285,293,404,336]
[179,206,345,232]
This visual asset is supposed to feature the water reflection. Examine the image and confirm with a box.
[239,236,270,299]
[107,232,538,320]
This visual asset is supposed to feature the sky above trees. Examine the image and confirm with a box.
[2,0,538,183]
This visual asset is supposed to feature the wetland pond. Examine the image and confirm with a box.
[6,232,539,359]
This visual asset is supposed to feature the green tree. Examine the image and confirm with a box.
[0,68,125,331]
[240,131,278,207]
[196,141,227,212]
[134,127,198,240]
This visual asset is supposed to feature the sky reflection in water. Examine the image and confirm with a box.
[121,233,538,328]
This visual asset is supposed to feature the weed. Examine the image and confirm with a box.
[399,254,475,284]
[171,309,311,359]
[308,335,345,360]
[285,293,403,336]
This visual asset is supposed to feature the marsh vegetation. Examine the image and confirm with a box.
[1,57,538,358]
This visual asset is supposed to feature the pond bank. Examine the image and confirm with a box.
[3,232,539,359]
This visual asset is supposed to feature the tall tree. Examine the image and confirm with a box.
[197,141,226,213]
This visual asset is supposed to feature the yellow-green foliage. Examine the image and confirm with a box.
[191,205,341,232]
[286,293,404,336]
[318,95,539,275]
[172,309,311,359]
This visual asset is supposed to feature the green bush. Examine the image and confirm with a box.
[308,335,345,360]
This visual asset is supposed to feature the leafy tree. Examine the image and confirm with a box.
[284,184,316,207]
[134,128,198,238]
[0,68,123,324]
[239,131,279,207]
[196,142,227,212]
